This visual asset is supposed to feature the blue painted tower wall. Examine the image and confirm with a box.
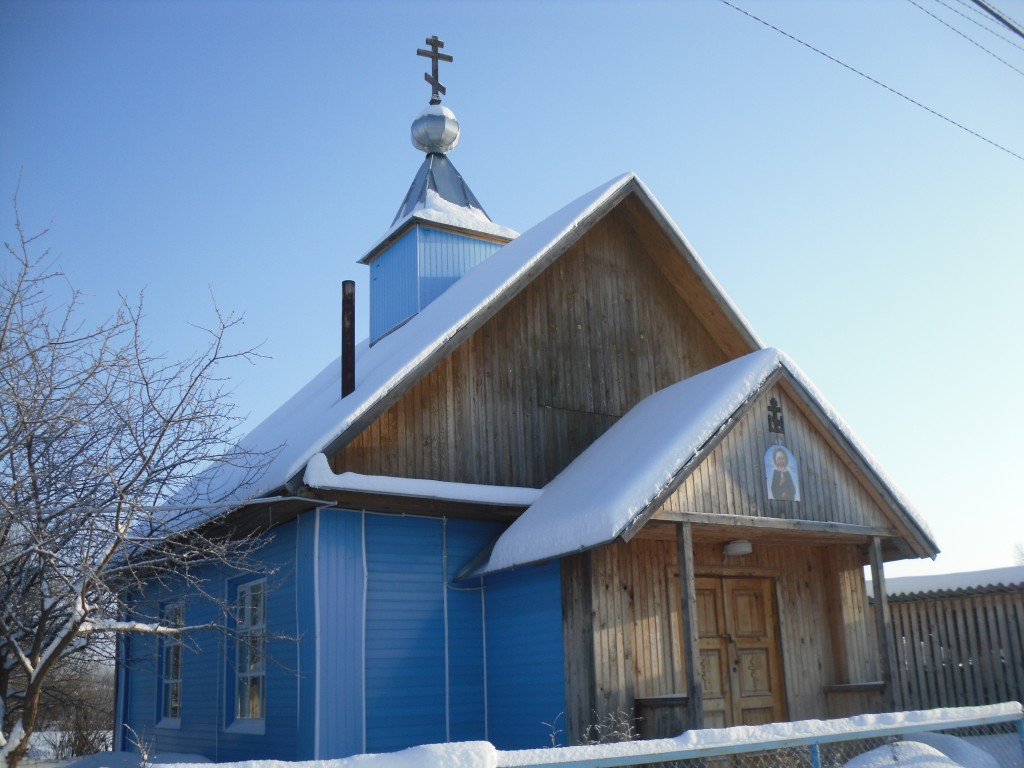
[417,228,503,307]
[117,521,311,762]
[369,226,502,343]
[369,229,418,343]
[484,561,568,749]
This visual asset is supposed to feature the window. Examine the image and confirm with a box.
[235,580,266,720]
[160,603,183,723]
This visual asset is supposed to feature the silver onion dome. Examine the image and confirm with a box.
[411,104,460,154]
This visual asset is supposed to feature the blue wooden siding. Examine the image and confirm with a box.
[119,510,565,760]
[443,519,494,743]
[363,515,445,751]
[362,513,502,753]
[295,511,319,759]
[484,561,568,749]
[370,226,502,343]
[118,521,306,762]
[417,228,502,308]
[369,229,417,343]
[313,509,366,758]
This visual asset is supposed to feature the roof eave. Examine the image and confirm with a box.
[627,176,763,354]
[773,369,940,560]
[358,215,516,266]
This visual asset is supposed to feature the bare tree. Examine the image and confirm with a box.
[1015,542,1024,566]
[0,202,267,768]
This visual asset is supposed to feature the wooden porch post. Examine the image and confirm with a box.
[868,536,901,711]
[676,522,704,729]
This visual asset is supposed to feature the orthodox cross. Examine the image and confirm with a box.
[767,397,785,434]
[417,35,453,105]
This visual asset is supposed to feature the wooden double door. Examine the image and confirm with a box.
[695,576,787,728]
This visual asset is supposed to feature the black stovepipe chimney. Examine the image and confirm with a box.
[341,280,355,398]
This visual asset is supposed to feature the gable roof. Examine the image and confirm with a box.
[470,348,937,577]
[177,173,762,525]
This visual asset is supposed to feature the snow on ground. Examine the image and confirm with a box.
[845,741,967,768]
[909,733,1002,768]
[57,744,494,768]
[40,703,1023,768]
[52,734,1022,768]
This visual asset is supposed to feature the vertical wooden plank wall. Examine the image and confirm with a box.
[562,536,879,741]
[332,209,732,489]
[659,386,892,532]
[888,587,1024,710]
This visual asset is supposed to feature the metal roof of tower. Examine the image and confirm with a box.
[391,149,491,226]
[359,37,517,265]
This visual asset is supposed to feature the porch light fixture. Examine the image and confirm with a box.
[723,539,753,561]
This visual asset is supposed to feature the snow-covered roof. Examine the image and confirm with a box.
[180,173,760,527]
[867,566,1024,599]
[472,348,937,576]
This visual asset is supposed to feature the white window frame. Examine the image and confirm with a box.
[234,579,266,722]
[159,603,183,727]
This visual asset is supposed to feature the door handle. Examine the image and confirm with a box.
[722,633,739,669]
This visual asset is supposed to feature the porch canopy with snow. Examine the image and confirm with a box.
[117,61,938,762]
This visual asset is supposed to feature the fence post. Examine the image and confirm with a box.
[809,741,821,768]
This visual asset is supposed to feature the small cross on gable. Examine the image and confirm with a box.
[417,35,454,105]
[767,397,785,434]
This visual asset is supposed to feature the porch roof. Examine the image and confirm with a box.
[468,348,937,577]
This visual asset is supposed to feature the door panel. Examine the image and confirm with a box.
[695,578,730,729]
[690,577,786,728]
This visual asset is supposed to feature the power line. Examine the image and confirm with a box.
[906,0,1024,77]
[716,0,1024,163]
[938,0,1024,52]
[966,0,1024,41]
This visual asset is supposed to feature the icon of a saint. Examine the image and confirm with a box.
[766,445,799,502]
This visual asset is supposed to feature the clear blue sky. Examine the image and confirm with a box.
[2,0,1022,577]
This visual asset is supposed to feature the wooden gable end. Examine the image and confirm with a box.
[328,195,757,490]
[655,380,898,539]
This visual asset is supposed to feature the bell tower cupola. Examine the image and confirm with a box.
[359,35,517,345]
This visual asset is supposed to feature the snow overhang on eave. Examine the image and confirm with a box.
[463,348,939,579]
[300,453,539,521]
[466,349,787,579]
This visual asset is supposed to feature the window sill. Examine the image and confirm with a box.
[226,718,266,736]
[157,717,181,730]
